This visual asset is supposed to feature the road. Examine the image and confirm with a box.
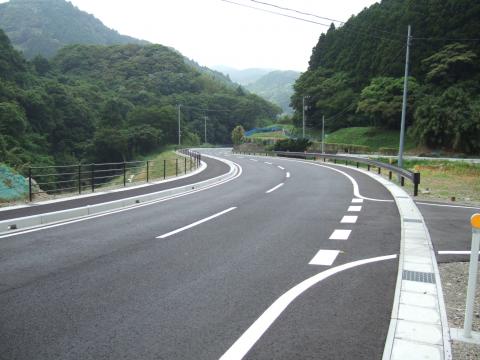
[1,148,402,359]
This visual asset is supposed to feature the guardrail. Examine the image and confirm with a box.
[27,150,201,202]
[233,150,421,196]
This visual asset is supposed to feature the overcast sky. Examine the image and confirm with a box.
[11,0,380,71]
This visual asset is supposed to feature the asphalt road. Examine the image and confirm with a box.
[0,148,401,359]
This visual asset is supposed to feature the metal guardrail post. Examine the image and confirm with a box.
[378,167,381,175]
[389,171,392,180]
[91,164,95,192]
[367,164,371,171]
[123,162,126,187]
[176,159,178,177]
[163,159,166,179]
[146,161,149,183]
[464,214,480,338]
[413,172,420,197]
[78,164,82,194]
[184,158,187,174]
[28,167,32,202]
[401,177,405,186]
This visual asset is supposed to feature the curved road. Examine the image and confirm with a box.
[0,148,401,359]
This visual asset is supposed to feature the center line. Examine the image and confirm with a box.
[265,162,273,165]
[277,166,285,170]
[286,172,291,178]
[309,249,340,266]
[156,207,237,239]
[266,183,284,194]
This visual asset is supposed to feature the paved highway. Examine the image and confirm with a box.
[0,148,401,359]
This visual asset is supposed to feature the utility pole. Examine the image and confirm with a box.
[322,115,325,154]
[398,25,411,169]
[177,104,182,146]
[204,115,208,144]
[302,96,306,138]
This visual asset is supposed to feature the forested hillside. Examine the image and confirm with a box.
[246,70,300,114]
[292,0,480,154]
[0,0,147,59]
[0,30,280,171]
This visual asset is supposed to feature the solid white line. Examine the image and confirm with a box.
[352,198,364,203]
[329,229,351,240]
[156,207,236,239]
[277,166,285,170]
[219,254,397,360]
[438,251,480,255]
[0,160,243,239]
[286,172,291,178]
[416,202,480,210]
[309,249,340,266]
[264,162,273,165]
[266,183,284,194]
[348,206,362,212]
[341,216,358,224]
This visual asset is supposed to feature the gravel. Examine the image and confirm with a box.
[439,262,480,359]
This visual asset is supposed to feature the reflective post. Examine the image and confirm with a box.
[464,214,480,338]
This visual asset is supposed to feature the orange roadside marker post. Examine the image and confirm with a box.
[464,214,480,338]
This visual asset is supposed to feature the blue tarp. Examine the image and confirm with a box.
[0,165,28,201]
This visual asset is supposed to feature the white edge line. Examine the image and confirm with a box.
[156,207,236,239]
[219,254,397,360]
[265,183,284,194]
[0,159,243,239]
[416,202,480,210]
[438,250,479,255]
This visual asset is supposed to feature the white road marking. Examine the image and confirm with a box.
[329,229,351,240]
[277,166,285,170]
[416,202,480,210]
[348,206,362,212]
[286,172,291,178]
[264,162,273,165]
[156,207,236,239]
[309,249,340,266]
[352,198,364,203]
[219,254,397,360]
[266,183,284,194]
[341,216,358,224]
[438,251,480,255]
[249,159,258,162]
[1,161,243,239]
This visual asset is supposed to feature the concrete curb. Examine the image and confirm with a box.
[0,155,239,235]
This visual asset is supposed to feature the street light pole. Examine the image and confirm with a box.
[398,25,411,169]
[322,115,325,154]
[204,115,208,144]
[302,96,306,138]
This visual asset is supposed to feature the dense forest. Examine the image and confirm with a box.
[292,0,480,154]
[0,0,148,59]
[0,30,280,171]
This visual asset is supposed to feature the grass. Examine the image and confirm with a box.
[324,127,415,151]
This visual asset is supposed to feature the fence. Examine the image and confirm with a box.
[27,150,201,202]
[232,150,421,196]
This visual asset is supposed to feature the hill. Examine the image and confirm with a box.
[0,0,148,58]
[213,66,273,85]
[292,0,480,154]
[246,70,300,115]
[0,29,280,171]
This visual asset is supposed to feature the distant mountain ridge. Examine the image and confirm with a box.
[0,0,148,58]
[213,66,274,85]
[245,70,300,114]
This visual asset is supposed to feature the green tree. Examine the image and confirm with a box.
[231,125,245,145]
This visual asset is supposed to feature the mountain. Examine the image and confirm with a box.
[292,0,480,154]
[0,28,280,172]
[245,70,300,115]
[213,66,274,85]
[0,0,148,58]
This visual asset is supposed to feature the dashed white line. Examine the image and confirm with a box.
[286,172,291,178]
[329,229,351,240]
[219,254,397,360]
[277,166,285,170]
[264,162,273,165]
[348,206,362,212]
[309,249,340,266]
[156,207,236,239]
[249,159,258,162]
[341,216,358,224]
[266,183,284,194]
[352,198,364,203]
